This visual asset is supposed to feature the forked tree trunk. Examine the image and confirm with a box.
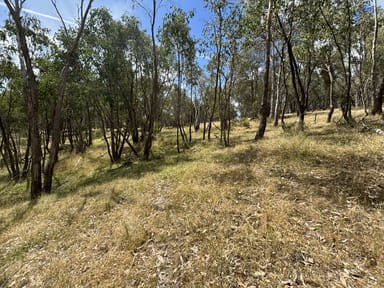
[277,14,307,129]
[320,2,353,124]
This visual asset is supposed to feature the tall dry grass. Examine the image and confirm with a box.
[0,109,383,287]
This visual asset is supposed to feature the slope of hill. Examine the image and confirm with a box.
[1,111,383,287]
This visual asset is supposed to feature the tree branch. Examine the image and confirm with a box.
[50,0,69,36]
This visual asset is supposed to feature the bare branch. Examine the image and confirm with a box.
[132,0,165,21]
[50,0,69,36]
[77,0,85,20]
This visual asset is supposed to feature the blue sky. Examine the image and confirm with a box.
[2,0,384,37]
[0,0,210,39]
[1,0,384,39]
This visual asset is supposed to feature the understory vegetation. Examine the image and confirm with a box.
[0,110,383,287]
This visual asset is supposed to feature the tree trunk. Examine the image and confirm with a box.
[371,0,378,113]
[208,6,223,141]
[320,3,353,123]
[44,0,93,193]
[280,52,288,125]
[176,49,184,153]
[372,77,384,115]
[273,59,282,127]
[194,99,200,132]
[343,2,353,122]
[270,49,277,118]
[202,109,207,140]
[0,112,20,179]
[143,0,159,160]
[277,14,307,129]
[21,129,31,179]
[4,0,42,198]
[86,105,93,146]
[255,0,273,140]
[189,83,193,143]
[327,65,335,123]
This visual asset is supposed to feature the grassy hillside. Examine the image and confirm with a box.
[1,110,383,287]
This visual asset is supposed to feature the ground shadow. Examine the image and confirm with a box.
[54,149,194,199]
[269,146,384,208]
[209,129,384,209]
[0,201,36,234]
[0,181,29,209]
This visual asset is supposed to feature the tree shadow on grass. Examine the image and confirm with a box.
[306,128,361,145]
[54,151,194,199]
[269,147,384,209]
[0,181,29,210]
[0,200,36,234]
[209,135,384,209]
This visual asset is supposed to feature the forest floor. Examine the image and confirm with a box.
[0,110,383,288]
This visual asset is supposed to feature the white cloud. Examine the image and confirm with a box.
[1,0,134,33]
[22,7,76,25]
[0,1,77,32]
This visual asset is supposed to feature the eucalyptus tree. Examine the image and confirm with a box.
[41,30,92,155]
[85,8,126,163]
[61,60,92,154]
[43,0,93,193]
[3,1,52,198]
[256,0,273,139]
[292,0,323,115]
[198,74,211,139]
[220,3,242,146]
[0,61,26,180]
[317,42,338,122]
[122,15,151,143]
[234,44,263,119]
[275,0,321,129]
[351,4,374,113]
[272,40,287,127]
[204,0,242,144]
[161,7,196,152]
[35,30,87,158]
[4,1,39,193]
[242,0,274,138]
[371,0,381,114]
[36,56,59,166]
[371,23,384,113]
[185,60,201,142]
[203,0,226,141]
[82,8,142,163]
[131,0,163,160]
[319,0,357,124]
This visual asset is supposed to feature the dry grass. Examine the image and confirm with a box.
[0,109,383,287]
